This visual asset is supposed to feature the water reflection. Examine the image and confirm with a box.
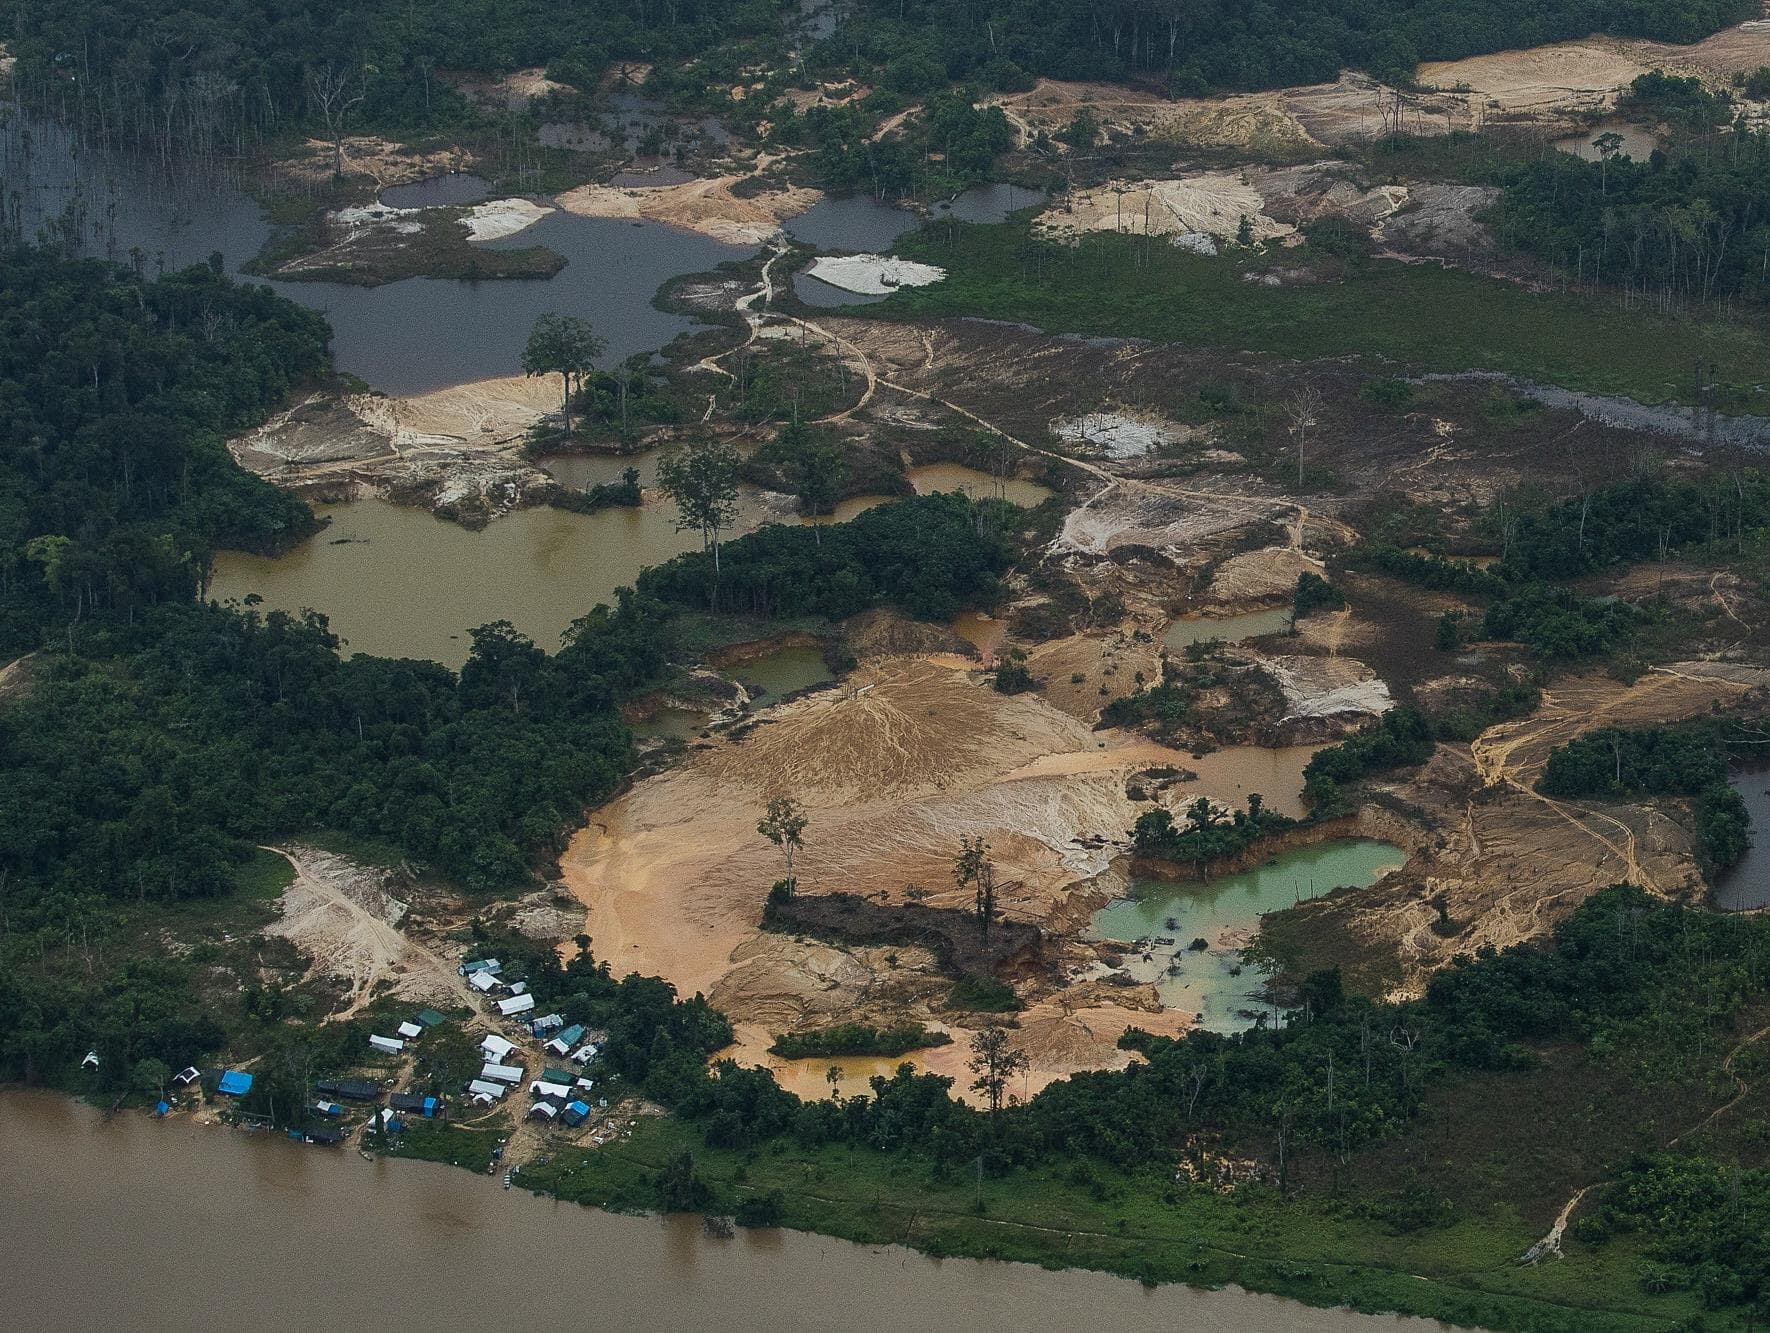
[2,111,750,394]
[1716,765,1770,911]
[379,174,492,208]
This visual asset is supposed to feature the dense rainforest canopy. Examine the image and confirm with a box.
[3,0,1752,150]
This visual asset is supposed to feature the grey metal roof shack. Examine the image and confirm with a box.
[315,1078,382,1102]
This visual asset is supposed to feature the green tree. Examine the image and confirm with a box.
[522,312,605,438]
[771,422,848,538]
[757,797,809,889]
[1061,108,1099,150]
[658,436,741,574]
[967,1025,1029,1116]
[132,1057,171,1101]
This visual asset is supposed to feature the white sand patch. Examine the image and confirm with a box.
[1260,654,1393,721]
[1039,174,1293,245]
[1174,232,1219,255]
[1053,411,1185,459]
[332,202,416,228]
[804,254,945,295]
[461,197,553,240]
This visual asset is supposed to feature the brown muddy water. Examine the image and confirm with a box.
[1164,608,1294,652]
[211,497,705,666]
[0,1092,1448,1332]
[212,466,1045,667]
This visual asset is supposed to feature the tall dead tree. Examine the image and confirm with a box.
[306,61,365,180]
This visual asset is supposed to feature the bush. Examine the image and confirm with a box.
[735,1189,786,1227]
[1293,571,1346,618]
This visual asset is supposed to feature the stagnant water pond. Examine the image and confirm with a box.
[212,464,1050,666]
[0,1092,1448,1332]
[1164,607,1294,652]
[1715,766,1770,911]
[1093,840,1405,1032]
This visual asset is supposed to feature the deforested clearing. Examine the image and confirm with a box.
[555,175,822,244]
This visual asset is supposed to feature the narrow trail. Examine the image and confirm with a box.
[1526,1020,1770,1264]
[1467,689,1660,892]
[260,846,476,1021]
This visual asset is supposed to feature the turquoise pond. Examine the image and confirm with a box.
[1092,839,1405,1032]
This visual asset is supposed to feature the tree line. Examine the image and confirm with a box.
[7,0,1750,160]
[1492,76,1770,311]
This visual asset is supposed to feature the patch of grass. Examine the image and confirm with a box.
[302,829,408,868]
[231,847,296,902]
[946,975,1021,1012]
[521,1117,1685,1331]
[888,221,1770,407]
[386,1120,500,1173]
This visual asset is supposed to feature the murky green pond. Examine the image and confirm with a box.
[1093,840,1405,1032]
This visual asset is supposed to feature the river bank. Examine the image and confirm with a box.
[0,1091,1451,1333]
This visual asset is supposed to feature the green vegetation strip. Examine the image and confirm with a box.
[887,223,1770,406]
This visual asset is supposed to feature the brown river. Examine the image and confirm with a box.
[0,1093,1447,1332]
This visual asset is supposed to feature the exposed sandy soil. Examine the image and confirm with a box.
[445,66,576,112]
[0,651,35,702]
[1299,664,1770,996]
[277,137,478,189]
[990,17,1770,159]
[1039,173,1295,245]
[556,176,822,244]
[262,846,466,1015]
[228,378,563,524]
[560,652,1267,1087]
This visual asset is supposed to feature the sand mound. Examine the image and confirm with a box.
[1417,43,1652,114]
[391,373,561,445]
[804,255,945,295]
[1056,484,1288,556]
[556,175,822,244]
[1258,654,1393,722]
[265,847,411,1012]
[461,198,553,240]
[1040,174,1293,244]
[1202,548,1322,607]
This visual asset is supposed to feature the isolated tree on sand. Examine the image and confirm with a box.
[758,797,809,890]
[659,435,741,573]
[522,312,605,438]
[954,835,998,945]
[306,61,367,181]
[967,1026,1029,1116]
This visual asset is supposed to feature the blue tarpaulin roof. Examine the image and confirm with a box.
[217,1070,253,1096]
[154,1100,170,1116]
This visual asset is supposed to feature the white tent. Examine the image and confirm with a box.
[496,993,536,1017]
[531,1081,573,1100]
[479,1034,516,1062]
[469,970,499,993]
[368,1035,404,1055]
[571,1043,598,1063]
[397,1021,423,1040]
[528,1101,559,1120]
[466,1079,507,1100]
[481,1062,525,1084]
